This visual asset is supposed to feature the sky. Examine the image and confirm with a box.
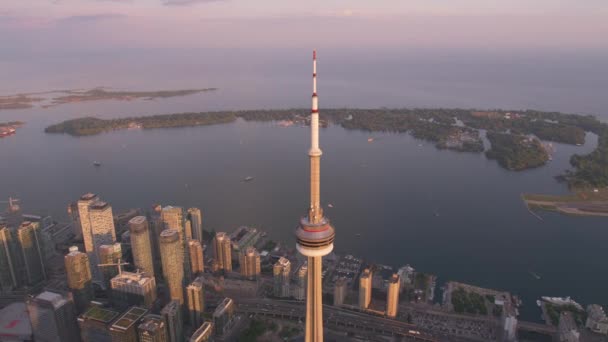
[1,0,607,51]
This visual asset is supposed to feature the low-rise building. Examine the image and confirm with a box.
[559,312,580,342]
[586,304,608,335]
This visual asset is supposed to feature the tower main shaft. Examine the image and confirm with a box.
[296,50,335,342]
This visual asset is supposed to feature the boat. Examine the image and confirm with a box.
[93,161,101,167]
[367,138,374,143]
[529,271,541,280]
[328,204,334,208]
[243,176,254,182]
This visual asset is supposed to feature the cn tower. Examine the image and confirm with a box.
[295,50,335,342]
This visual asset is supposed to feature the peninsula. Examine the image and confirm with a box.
[0,87,217,110]
[45,108,608,187]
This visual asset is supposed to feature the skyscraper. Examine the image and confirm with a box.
[188,240,204,276]
[161,300,184,342]
[129,216,155,277]
[186,276,205,328]
[149,205,164,277]
[213,232,232,272]
[138,314,168,342]
[17,221,46,285]
[110,271,157,309]
[161,206,183,238]
[26,291,80,342]
[190,321,213,342]
[109,306,148,342]
[213,297,235,337]
[295,50,336,342]
[0,225,18,291]
[333,278,347,306]
[186,208,203,242]
[359,269,372,310]
[386,274,400,318]
[294,264,308,301]
[160,230,185,305]
[64,246,94,314]
[273,257,291,298]
[239,246,261,280]
[77,193,99,259]
[98,242,122,289]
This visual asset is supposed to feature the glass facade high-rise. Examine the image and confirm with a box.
[17,221,46,285]
[186,276,205,328]
[0,225,18,291]
[273,257,291,298]
[129,216,155,277]
[64,246,94,314]
[161,300,184,342]
[160,230,184,305]
[213,232,232,272]
[188,240,204,277]
[27,291,80,342]
[213,297,235,337]
[186,208,203,242]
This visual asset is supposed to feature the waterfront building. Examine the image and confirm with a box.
[359,268,372,310]
[77,193,99,265]
[110,271,157,309]
[149,205,164,277]
[294,50,336,342]
[64,246,94,314]
[187,276,205,327]
[129,216,155,277]
[273,257,291,298]
[188,239,204,276]
[26,291,80,342]
[230,226,261,254]
[88,199,117,280]
[161,206,183,239]
[17,221,46,285]
[386,274,400,318]
[213,297,235,337]
[109,306,148,342]
[213,232,232,272]
[239,246,261,280]
[138,314,168,342]
[161,300,184,342]
[160,230,185,305]
[98,243,122,286]
[0,225,18,291]
[294,265,308,301]
[586,304,608,335]
[78,304,120,342]
[503,315,518,342]
[190,321,213,342]
[333,278,346,306]
[187,208,203,242]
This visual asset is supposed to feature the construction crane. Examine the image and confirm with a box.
[98,258,129,276]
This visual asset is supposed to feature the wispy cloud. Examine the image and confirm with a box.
[162,0,224,6]
[57,13,127,24]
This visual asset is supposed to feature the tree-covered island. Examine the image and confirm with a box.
[45,108,608,187]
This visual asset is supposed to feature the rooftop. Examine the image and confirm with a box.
[82,305,120,324]
[0,302,32,339]
[111,307,148,331]
[129,216,147,225]
[191,321,213,339]
[36,291,68,309]
[80,193,97,201]
[111,271,154,286]
[90,201,110,210]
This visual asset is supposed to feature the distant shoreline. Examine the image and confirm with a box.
[44,108,608,188]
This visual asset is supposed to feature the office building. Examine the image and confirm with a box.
[77,194,116,281]
[65,246,94,314]
[78,304,120,342]
[294,265,307,301]
[161,206,183,239]
[129,216,155,277]
[109,306,148,342]
[138,314,168,342]
[186,208,203,242]
[273,257,291,298]
[188,240,204,276]
[386,274,400,318]
[161,300,184,342]
[111,271,157,309]
[333,278,346,306]
[213,297,235,337]
[0,225,18,291]
[149,205,164,277]
[213,232,232,272]
[359,269,372,310]
[187,276,205,327]
[294,50,336,342]
[190,321,213,342]
[17,221,46,285]
[27,291,80,342]
[99,243,122,285]
[77,193,99,263]
[239,246,261,280]
[160,230,185,305]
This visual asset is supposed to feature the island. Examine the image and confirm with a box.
[45,108,608,187]
[0,121,24,137]
[0,87,217,110]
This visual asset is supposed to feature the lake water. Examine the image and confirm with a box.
[1,47,608,320]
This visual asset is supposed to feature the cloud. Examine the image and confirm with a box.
[162,0,224,6]
[57,13,127,24]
